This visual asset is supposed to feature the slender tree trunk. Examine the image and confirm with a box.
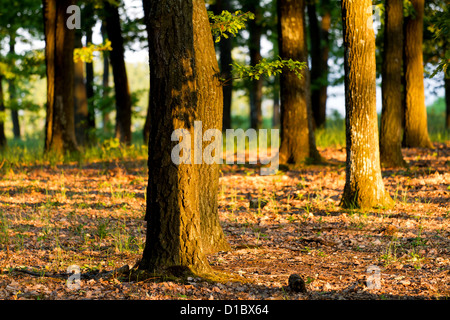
[380,0,406,167]
[245,0,263,130]
[139,0,229,275]
[340,0,392,209]
[307,1,330,129]
[272,76,280,128]
[74,31,90,147]
[445,76,450,129]
[8,33,21,139]
[142,3,151,145]
[101,22,111,134]
[0,75,6,150]
[213,0,233,131]
[103,0,132,145]
[43,0,78,154]
[143,90,151,145]
[403,0,433,149]
[85,23,96,142]
[277,0,320,164]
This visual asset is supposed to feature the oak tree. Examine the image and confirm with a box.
[43,0,78,153]
[138,0,229,275]
[340,0,392,209]
[380,0,406,167]
[277,0,320,164]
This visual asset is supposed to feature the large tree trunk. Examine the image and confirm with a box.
[139,0,229,275]
[380,0,406,167]
[74,31,90,147]
[277,0,320,164]
[8,33,21,139]
[403,0,433,149]
[0,75,6,150]
[43,0,78,154]
[245,0,263,130]
[103,0,132,145]
[307,1,330,129]
[340,0,392,209]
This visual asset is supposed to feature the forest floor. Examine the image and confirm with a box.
[0,143,449,300]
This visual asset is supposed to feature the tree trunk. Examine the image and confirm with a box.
[213,0,234,131]
[8,33,21,139]
[139,0,229,275]
[445,76,450,130]
[103,0,132,145]
[43,0,78,154]
[245,0,263,130]
[0,75,6,150]
[85,21,96,143]
[307,1,330,129]
[340,0,392,209]
[74,31,90,147]
[272,76,280,128]
[101,22,111,134]
[403,0,433,149]
[277,0,320,164]
[143,90,151,145]
[142,3,151,145]
[380,0,406,167]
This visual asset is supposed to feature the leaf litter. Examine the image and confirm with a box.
[0,144,448,300]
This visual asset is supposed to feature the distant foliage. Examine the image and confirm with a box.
[73,40,112,63]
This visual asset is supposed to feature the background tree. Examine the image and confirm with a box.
[139,0,229,275]
[380,0,406,167]
[211,0,234,131]
[277,0,320,164]
[73,30,90,147]
[403,0,434,149]
[243,0,263,130]
[0,75,6,150]
[340,0,392,209]
[307,0,331,129]
[103,0,133,145]
[43,0,78,153]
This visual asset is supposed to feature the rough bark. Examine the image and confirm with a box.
[403,0,433,149]
[380,0,406,167]
[139,0,229,275]
[74,31,90,147]
[103,0,132,145]
[0,75,6,150]
[340,0,392,209]
[307,1,330,129]
[43,0,78,154]
[277,0,320,164]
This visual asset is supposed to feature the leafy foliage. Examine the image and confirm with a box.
[208,10,255,43]
[73,40,113,63]
[232,57,307,81]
